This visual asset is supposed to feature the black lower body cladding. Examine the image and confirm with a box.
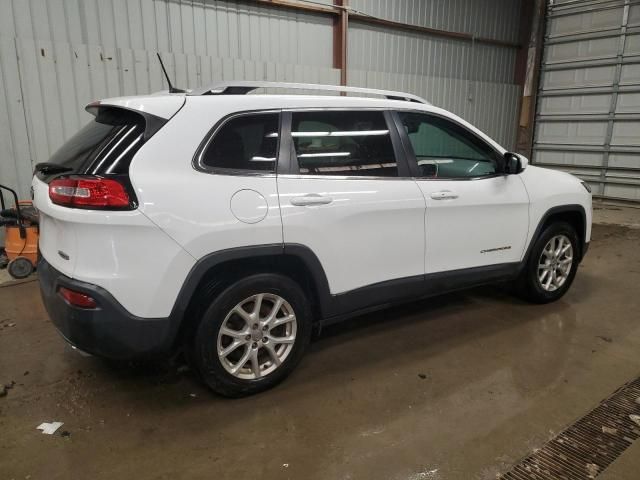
[38,258,174,359]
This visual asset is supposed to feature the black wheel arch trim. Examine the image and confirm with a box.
[521,204,588,269]
[166,244,335,338]
[167,243,527,341]
[164,205,588,349]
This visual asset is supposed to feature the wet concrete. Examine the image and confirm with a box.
[593,202,640,229]
[2,223,640,480]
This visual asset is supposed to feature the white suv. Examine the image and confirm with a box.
[33,82,592,396]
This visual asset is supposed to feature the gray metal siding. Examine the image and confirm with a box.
[348,69,520,149]
[3,0,334,65]
[348,24,517,83]
[1,0,522,199]
[0,0,338,198]
[533,0,640,201]
[347,0,523,149]
[349,0,522,43]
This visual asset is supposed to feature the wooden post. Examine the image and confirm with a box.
[333,0,348,86]
[515,0,546,158]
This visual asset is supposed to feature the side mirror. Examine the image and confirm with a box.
[502,152,527,174]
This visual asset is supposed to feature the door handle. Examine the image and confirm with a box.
[290,194,333,206]
[430,190,458,200]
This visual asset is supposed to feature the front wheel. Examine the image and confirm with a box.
[517,222,580,304]
[191,273,312,397]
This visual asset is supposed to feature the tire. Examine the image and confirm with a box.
[191,273,312,397]
[7,256,34,279]
[517,221,580,304]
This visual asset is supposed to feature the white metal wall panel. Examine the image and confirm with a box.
[5,0,334,66]
[9,36,341,162]
[533,0,640,201]
[0,36,33,199]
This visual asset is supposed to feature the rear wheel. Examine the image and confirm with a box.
[517,222,579,303]
[191,273,312,397]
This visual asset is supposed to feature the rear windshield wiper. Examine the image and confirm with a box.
[34,162,73,174]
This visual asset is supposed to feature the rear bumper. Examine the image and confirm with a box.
[39,257,175,360]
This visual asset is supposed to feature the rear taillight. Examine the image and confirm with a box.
[59,287,98,309]
[49,177,130,209]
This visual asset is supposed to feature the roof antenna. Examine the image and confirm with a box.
[156,53,185,93]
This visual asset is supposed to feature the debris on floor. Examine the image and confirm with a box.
[408,468,439,480]
[418,373,428,380]
[36,421,64,435]
[602,426,617,435]
[630,414,640,427]
[596,335,613,343]
[586,463,599,478]
[1,380,16,397]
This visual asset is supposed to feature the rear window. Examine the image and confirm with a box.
[45,107,149,176]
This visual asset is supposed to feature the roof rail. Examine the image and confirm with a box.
[188,81,429,104]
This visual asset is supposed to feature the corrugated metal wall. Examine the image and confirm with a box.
[533,0,640,201]
[1,0,523,199]
[347,0,522,150]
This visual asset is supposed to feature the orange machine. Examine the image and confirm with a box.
[0,184,39,279]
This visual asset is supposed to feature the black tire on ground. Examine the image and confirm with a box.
[516,221,580,304]
[7,256,34,279]
[191,273,312,397]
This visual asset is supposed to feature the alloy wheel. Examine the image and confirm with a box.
[217,293,297,380]
[537,234,574,292]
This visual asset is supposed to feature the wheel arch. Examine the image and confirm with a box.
[523,204,587,267]
[167,244,333,349]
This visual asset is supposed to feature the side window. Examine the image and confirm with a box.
[398,112,499,179]
[200,113,279,172]
[291,110,397,177]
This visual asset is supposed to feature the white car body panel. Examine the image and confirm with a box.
[128,97,284,260]
[519,165,592,250]
[33,176,195,318]
[33,92,592,322]
[417,175,530,274]
[96,94,186,119]
[278,176,426,294]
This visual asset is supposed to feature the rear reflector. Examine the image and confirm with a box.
[49,177,130,209]
[59,287,98,309]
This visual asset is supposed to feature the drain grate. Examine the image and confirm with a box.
[500,377,640,479]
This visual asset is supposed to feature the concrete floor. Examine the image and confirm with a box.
[2,221,640,479]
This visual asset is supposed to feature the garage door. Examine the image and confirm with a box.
[533,0,640,202]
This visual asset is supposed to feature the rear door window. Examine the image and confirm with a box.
[290,110,398,177]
